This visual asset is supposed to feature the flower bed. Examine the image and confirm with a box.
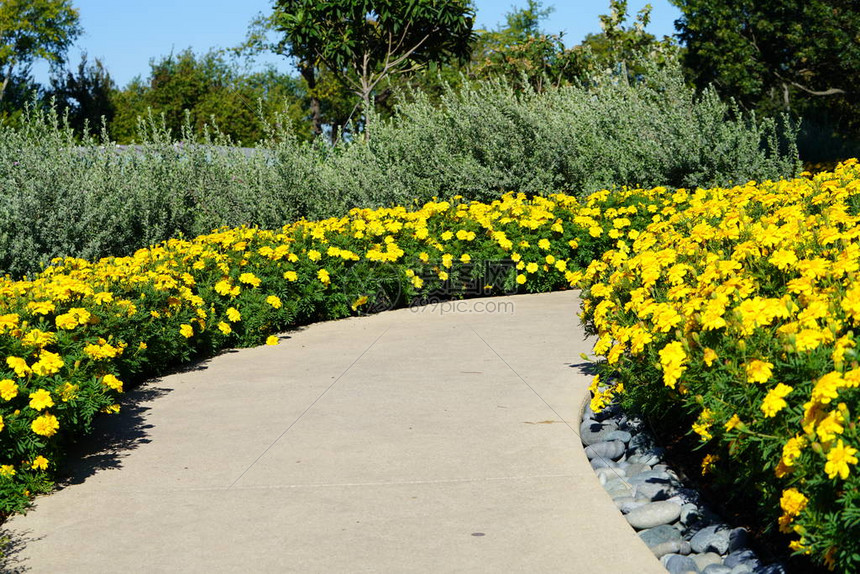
[1,159,858,571]
[579,159,860,572]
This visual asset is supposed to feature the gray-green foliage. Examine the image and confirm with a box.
[0,64,799,278]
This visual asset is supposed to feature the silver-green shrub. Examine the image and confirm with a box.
[0,64,799,277]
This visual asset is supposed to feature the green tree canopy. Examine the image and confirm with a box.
[110,49,306,145]
[269,0,476,131]
[47,53,115,137]
[672,0,860,157]
[0,0,81,102]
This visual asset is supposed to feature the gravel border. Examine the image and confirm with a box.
[580,395,788,574]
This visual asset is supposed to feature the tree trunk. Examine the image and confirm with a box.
[300,64,322,138]
[0,74,9,104]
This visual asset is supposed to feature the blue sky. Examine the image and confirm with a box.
[32,0,682,89]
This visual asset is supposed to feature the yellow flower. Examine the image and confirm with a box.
[179,324,194,338]
[824,439,858,480]
[31,350,64,377]
[266,335,279,346]
[440,231,453,241]
[266,295,282,309]
[778,488,808,533]
[658,341,687,389]
[538,238,551,250]
[31,456,49,471]
[0,379,19,401]
[226,307,241,322]
[27,300,56,315]
[307,250,321,262]
[816,409,845,443]
[701,453,719,475]
[283,270,298,282]
[218,321,232,335]
[214,279,233,296]
[516,274,527,285]
[526,262,539,273]
[102,374,123,392]
[703,348,718,367]
[318,269,331,285]
[6,356,31,378]
[724,414,741,431]
[0,465,15,477]
[811,372,844,405]
[460,253,471,264]
[760,383,793,417]
[29,389,54,411]
[239,272,261,287]
[31,414,60,437]
[745,360,773,383]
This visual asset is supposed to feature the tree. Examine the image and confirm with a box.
[47,53,115,137]
[0,0,81,102]
[109,49,307,145]
[672,0,860,154]
[269,0,475,132]
[581,0,678,82]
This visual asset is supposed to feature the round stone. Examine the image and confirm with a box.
[604,429,632,443]
[693,552,724,571]
[585,440,626,461]
[702,565,733,574]
[691,524,732,554]
[639,524,682,548]
[723,549,760,569]
[661,554,699,574]
[650,539,691,559]
[625,501,682,530]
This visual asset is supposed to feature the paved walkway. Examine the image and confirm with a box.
[3,291,664,573]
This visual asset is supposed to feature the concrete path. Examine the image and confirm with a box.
[3,291,664,573]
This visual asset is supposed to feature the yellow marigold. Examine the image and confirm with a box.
[283,270,298,282]
[102,374,123,392]
[317,269,330,285]
[31,414,60,437]
[746,360,773,384]
[226,307,241,322]
[179,324,194,338]
[526,262,539,274]
[658,341,687,389]
[761,383,793,417]
[31,350,64,377]
[701,453,719,475]
[214,280,233,296]
[538,238,551,250]
[29,389,54,411]
[703,348,718,367]
[724,414,742,431]
[55,313,78,330]
[816,408,845,443]
[31,455,48,471]
[27,300,56,315]
[825,439,858,480]
[307,250,321,262]
[0,464,15,477]
[516,274,527,285]
[769,249,798,270]
[239,272,261,287]
[266,335,279,346]
[0,379,18,401]
[266,295,282,309]
[441,253,453,268]
[218,321,232,335]
[812,372,845,405]
[59,382,78,402]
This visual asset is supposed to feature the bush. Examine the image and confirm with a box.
[0,64,800,278]
[580,160,860,572]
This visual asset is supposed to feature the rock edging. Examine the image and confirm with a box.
[580,397,787,574]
